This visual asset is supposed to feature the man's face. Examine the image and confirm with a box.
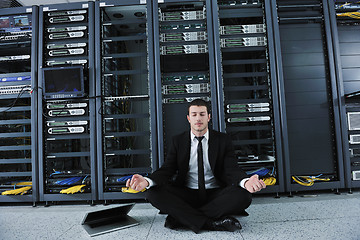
[187,105,210,135]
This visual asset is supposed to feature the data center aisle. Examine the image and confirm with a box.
[1,191,360,240]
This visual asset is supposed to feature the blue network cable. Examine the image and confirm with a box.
[55,177,82,185]
[246,167,270,177]
[116,173,148,182]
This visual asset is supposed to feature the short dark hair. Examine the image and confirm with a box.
[187,99,210,115]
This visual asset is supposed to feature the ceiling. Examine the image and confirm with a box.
[17,0,95,7]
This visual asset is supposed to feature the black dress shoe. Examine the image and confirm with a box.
[164,215,184,230]
[238,210,249,216]
[210,216,242,232]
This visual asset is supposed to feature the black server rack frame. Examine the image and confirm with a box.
[0,6,38,204]
[271,0,345,193]
[211,0,285,194]
[328,0,360,190]
[153,0,220,167]
[37,2,97,203]
[95,0,157,201]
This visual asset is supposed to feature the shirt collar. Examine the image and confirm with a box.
[190,129,209,142]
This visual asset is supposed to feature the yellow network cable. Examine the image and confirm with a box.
[337,11,360,19]
[60,185,86,194]
[1,186,32,195]
[121,187,146,193]
[292,175,330,187]
[263,177,276,186]
[1,182,32,195]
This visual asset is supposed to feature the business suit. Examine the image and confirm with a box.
[146,129,252,232]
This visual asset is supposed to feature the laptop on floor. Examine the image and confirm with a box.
[81,203,139,237]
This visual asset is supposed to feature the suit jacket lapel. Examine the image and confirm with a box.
[208,130,218,171]
[184,131,191,167]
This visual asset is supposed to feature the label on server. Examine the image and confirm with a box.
[218,0,261,6]
[160,31,207,42]
[49,15,85,24]
[49,48,85,57]
[46,59,87,66]
[0,55,30,61]
[48,109,85,117]
[160,23,206,31]
[47,10,87,17]
[162,83,210,95]
[220,24,266,35]
[220,37,266,48]
[227,116,270,123]
[162,74,208,82]
[227,107,270,113]
[47,26,87,33]
[227,103,269,109]
[47,42,87,50]
[47,120,88,127]
[163,96,210,104]
[160,44,208,55]
[49,31,84,39]
[47,102,87,109]
[48,126,85,134]
[159,10,206,21]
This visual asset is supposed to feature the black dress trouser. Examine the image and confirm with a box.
[146,185,252,233]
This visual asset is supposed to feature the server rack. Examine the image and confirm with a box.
[37,2,97,202]
[211,0,285,194]
[271,0,345,192]
[153,0,220,166]
[0,6,38,203]
[95,0,157,200]
[328,0,360,190]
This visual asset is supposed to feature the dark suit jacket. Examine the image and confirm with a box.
[149,129,248,188]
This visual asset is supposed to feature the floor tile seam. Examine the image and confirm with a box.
[55,223,77,240]
[145,211,158,240]
[253,198,356,206]
[245,215,360,225]
[252,195,360,204]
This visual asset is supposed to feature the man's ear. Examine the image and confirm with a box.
[208,114,211,122]
[187,114,190,123]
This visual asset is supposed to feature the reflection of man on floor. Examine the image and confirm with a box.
[127,99,266,233]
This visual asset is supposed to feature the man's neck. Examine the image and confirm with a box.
[191,128,208,137]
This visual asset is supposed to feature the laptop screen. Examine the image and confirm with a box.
[82,203,135,225]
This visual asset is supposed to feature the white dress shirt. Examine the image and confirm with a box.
[187,130,219,189]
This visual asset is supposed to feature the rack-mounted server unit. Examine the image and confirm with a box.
[38,2,97,203]
[0,6,38,203]
[95,0,157,201]
[328,0,360,190]
[153,0,220,166]
[211,0,284,194]
[271,0,345,192]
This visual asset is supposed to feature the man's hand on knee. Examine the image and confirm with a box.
[126,174,149,192]
[244,174,266,193]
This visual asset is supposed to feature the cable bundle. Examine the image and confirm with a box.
[116,175,133,182]
[246,167,277,186]
[292,174,330,186]
[55,177,83,185]
[116,173,148,183]
[246,167,270,177]
[1,182,32,195]
[337,11,360,19]
[60,185,86,194]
